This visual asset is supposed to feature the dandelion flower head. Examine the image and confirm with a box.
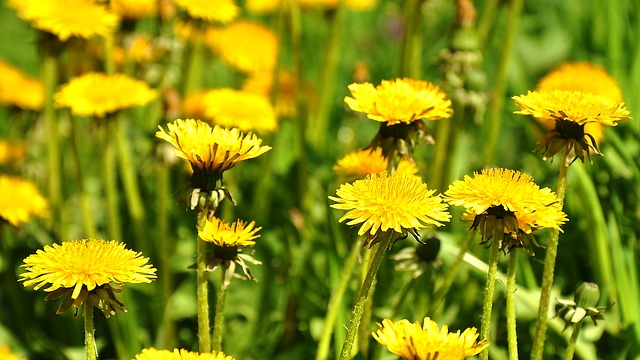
[109,0,157,20]
[20,239,157,300]
[333,147,418,181]
[345,78,452,126]
[174,0,238,24]
[206,21,278,74]
[0,60,44,111]
[54,72,157,117]
[135,348,235,360]
[8,0,119,41]
[0,175,49,227]
[0,346,24,360]
[0,139,26,165]
[329,171,450,242]
[373,317,488,360]
[203,88,277,133]
[198,217,261,248]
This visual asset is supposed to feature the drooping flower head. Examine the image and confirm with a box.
[54,72,157,117]
[333,147,418,181]
[20,239,157,317]
[536,62,623,145]
[8,0,119,41]
[330,171,450,247]
[203,88,277,133]
[0,175,49,227]
[174,0,238,24]
[0,60,44,111]
[206,21,278,74]
[134,348,235,360]
[156,119,271,191]
[444,168,567,254]
[198,217,262,287]
[513,90,631,165]
[373,317,488,360]
[345,78,452,163]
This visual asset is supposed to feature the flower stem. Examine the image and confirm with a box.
[316,238,363,360]
[401,0,424,78]
[531,155,569,360]
[196,234,212,353]
[84,304,97,360]
[69,116,97,238]
[480,222,503,360]
[506,250,519,360]
[563,321,582,360]
[212,266,228,352]
[339,233,393,360]
[183,28,204,96]
[103,118,122,242]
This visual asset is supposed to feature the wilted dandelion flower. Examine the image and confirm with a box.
[373,317,488,360]
[20,239,156,317]
[156,119,271,191]
[205,21,278,74]
[54,72,157,117]
[198,217,262,287]
[8,0,119,41]
[513,90,630,165]
[0,175,49,227]
[174,0,238,24]
[444,168,567,254]
[333,147,418,181]
[135,348,235,360]
[329,171,450,247]
[0,60,44,111]
[345,78,452,126]
[203,88,277,133]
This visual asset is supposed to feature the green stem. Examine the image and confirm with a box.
[69,116,98,238]
[339,233,393,360]
[84,305,97,360]
[531,154,569,360]
[428,231,475,314]
[476,0,499,47]
[401,0,424,77]
[156,161,175,348]
[103,119,122,242]
[196,233,212,353]
[506,250,519,360]
[183,29,204,96]
[482,0,524,165]
[480,222,503,360]
[212,266,228,352]
[563,322,582,360]
[316,238,363,360]
[42,54,63,240]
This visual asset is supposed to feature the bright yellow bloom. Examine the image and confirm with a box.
[345,78,452,126]
[0,139,26,165]
[199,217,261,247]
[513,90,630,127]
[333,148,418,180]
[444,168,567,253]
[174,0,238,24]
[0,346,25,360]
[0,175,49,227]
[298,0,377,10]
[54,72,157,117]
[373,317,488,360]
[203,88,277,133]
[134,348,235,360]
[329,171,450,239]
[20,239,156,300]
[242,71,298,118]
[182,90,209,119]
[109,0,157,20]
[156,119,271,174]
[206,21,278,74]
[0,60,44,111]
[8,0,119,41]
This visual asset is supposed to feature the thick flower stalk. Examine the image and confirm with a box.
[373,317,488,359]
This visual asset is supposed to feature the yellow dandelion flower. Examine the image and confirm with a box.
[156,119,271,183]
[333,148,418,180]
[444,168,567,253]
[373,317,488,360]
[203,88,277,133]
[110,0,157,20]
[329,171,450,245]
[182,90,209,119]
[20,239,156,316]
[135,348,235,360]
[54,72,157,117]
[174,0,238,24]
[0,175,49,227]
[298,0,378,10]
[242,71,298,118]
[345,78,452,126]
[0,60,44,111]
[206,21,278,74]
[513,90,631,164]
[8,0,119,41]
[0,139,26,165]
[0,346,25,360]
[199,217,261,247]
[245,0,282,13]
